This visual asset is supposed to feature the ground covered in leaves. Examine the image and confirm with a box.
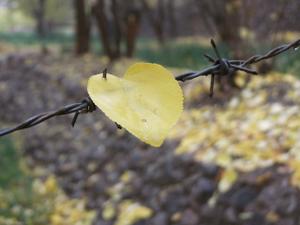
[0,52,300,225]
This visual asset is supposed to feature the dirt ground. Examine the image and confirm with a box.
[1,52,300,225]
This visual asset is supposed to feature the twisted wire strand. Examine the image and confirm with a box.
[242,39,300,66]
[0,98,96,137]
[0,39,299,137]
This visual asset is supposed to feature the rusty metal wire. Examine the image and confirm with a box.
[0,39,299,137]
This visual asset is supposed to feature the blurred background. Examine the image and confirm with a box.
[0,0,300,225]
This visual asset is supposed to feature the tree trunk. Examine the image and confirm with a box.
[35,0,47,38]
[195,0,241,47]
[74,0,90,55]
[111,0,122,57]
[125,9,141,57]
[153,22,165,44]
[92,0,120,60]
[156,0,166,43]
[167,0,177,37]
[92,0,141,59]
[142,0,166,44]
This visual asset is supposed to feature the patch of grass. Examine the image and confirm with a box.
[0,137,95,225]
[275,50,300,77]
[0,31,104,55]
[0,137,45,223]
[0,137,25,188]
[0,32,73,46]
[136,41,229,70]
[0,137,52,224]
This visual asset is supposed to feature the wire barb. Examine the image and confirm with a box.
[204,54,215,63]
[0,39,299,137]
[210,74,215,97]
[102,68,108,80]
[211,39,221,60]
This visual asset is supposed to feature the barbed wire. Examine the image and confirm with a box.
[0,98,96,137]
[0,38,299,137]
[176,38,300,96]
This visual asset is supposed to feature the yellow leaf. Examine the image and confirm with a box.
[44,175,58,193]
[115,200,152,225]
[87,63,183,147]
[102,202,115,221]
[218,168,238,193]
